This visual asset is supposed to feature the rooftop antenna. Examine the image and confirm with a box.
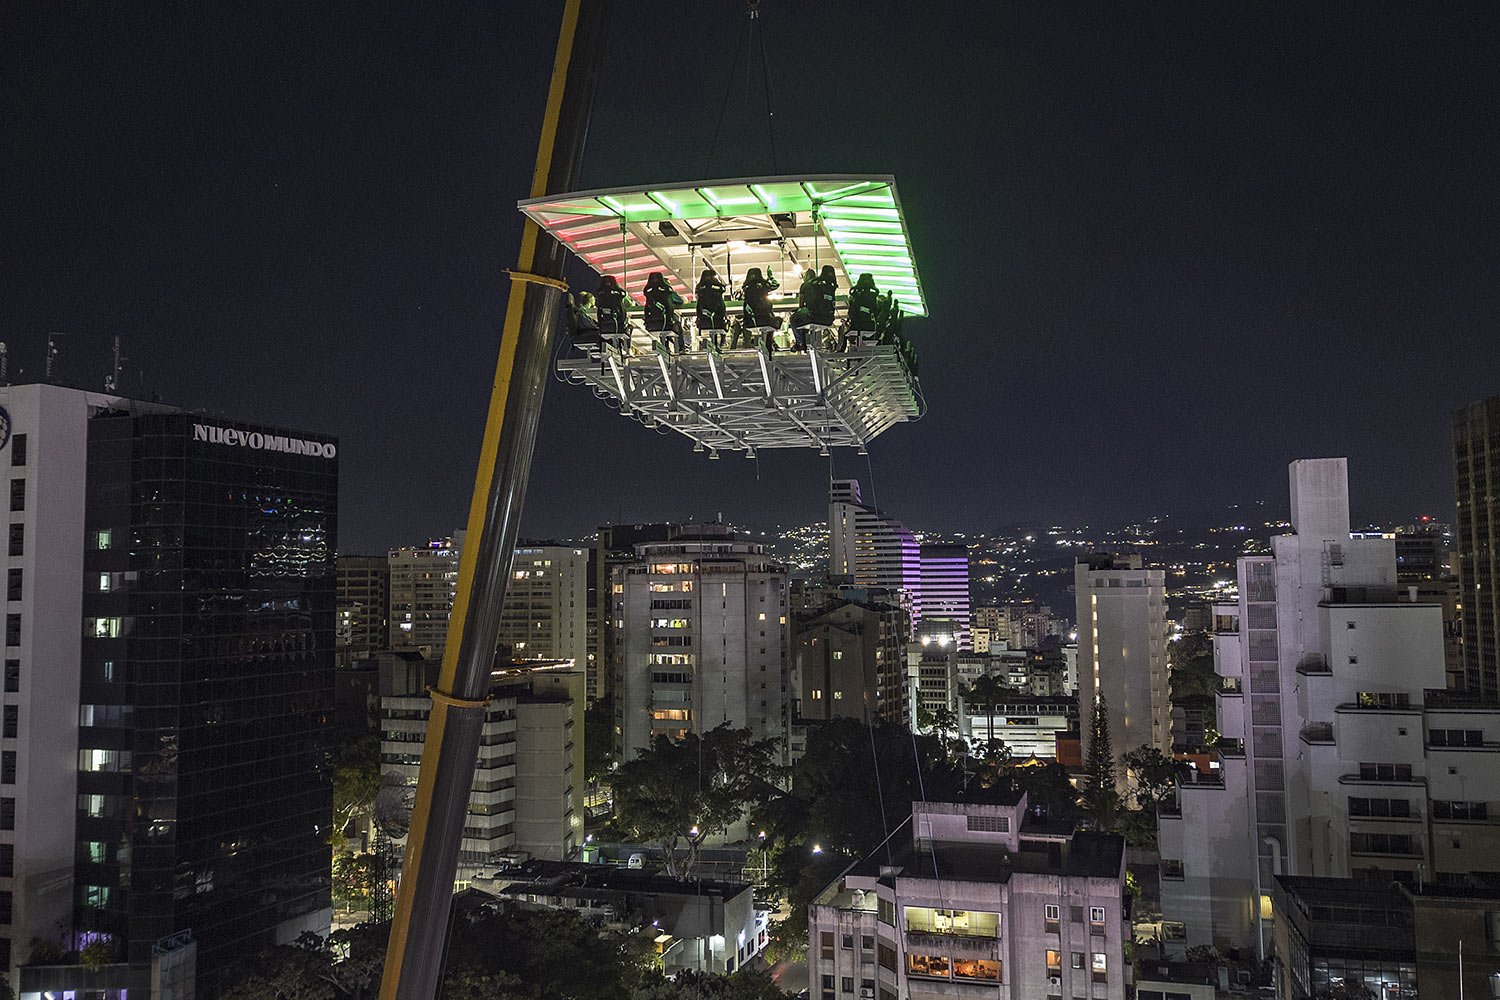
[0,343,7,385]
[45,332,65,381]
[105,336,124,393]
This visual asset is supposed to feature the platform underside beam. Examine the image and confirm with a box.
[557,343,920,453]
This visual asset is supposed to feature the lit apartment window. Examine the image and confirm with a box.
[1092,952,1108,982]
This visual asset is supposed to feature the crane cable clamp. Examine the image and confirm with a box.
[426,686,491,710]
[505,268,569,293]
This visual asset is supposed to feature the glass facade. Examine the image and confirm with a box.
[77,411,337,970]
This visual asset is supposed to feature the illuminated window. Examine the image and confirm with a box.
[952,959,999,981]
[1092,952,1107,979]
[1045,949,1061,972]
[93,529,112,550]
[906,954,949,979]
[85,618,123,639]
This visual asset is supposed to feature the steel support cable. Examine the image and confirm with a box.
[703,13,750,177]
[753,2,778,173]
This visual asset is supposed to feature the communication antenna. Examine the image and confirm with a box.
[0,343,8,385]
[45,332,65,381]
[105,336,124,392]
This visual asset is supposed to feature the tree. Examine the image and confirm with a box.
[1086,694,1119,827]
[585,692,615,784]
[961,673,1007,712]
[612,724,784,876]
[332,851,376,913]
[753,718,964,949]
[79,938,119,972]
[332,734,381,847]
[1122,745,1189,811]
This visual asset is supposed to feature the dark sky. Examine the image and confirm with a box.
[5,3,1497,552]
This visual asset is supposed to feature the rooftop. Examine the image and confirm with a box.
[489,859,749,902]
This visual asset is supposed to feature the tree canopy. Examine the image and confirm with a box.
[612,724,784,876]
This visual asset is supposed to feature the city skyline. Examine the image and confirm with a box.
[7,4,1499,551]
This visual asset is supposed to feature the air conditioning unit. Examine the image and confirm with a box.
[1048,975,1062,988]
[859,990,875,999]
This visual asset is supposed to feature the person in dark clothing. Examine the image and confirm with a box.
[695,268,728,349]
[811,265,838,328]
[873,290,896,344]
[596,275,631,344]
[845,272,879,349]
[642,272,685,352]
[789,268,817,350]
[739,267,780,350]
[569,290,601,347]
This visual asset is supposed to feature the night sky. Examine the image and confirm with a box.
[5,3,1497,552]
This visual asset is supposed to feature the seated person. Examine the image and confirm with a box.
[740,267,780,332]
[789,268,817,350]
[569,290,601,345]
[695,268,728,347]
[642,272,685,352]
[810,264,838,328]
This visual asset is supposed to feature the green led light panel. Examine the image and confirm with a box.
[520,175,927,316]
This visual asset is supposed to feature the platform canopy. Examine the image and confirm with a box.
[519,175,926,317]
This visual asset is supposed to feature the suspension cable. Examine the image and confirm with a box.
[752,1,778,173]
[703,13,749,176]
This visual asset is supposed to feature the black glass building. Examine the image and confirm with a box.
[76,410,337,974]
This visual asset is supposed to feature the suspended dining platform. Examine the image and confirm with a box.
[521,175,928,456]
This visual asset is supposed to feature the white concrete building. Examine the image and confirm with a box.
[0,385,119,983]
[1158,458,1500,957]
[809,796,1131,1000]
[918,543,972,649]
[381,662,584,875]
[388,533,463,654]
[1075,554,1170,786]
[829,480,919,624]
[498,544,589,671]
[612,526,789,762]
[962,696,1079,760]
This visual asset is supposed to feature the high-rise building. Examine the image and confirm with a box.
[828,479,919,620]
[1075,554,1170,783]
[1158,458,1500,956]
[336,554,389,665]
[974,603,1070,651]
[0,384,128,986]
[388,533,463,655]
[594,523,678,705]
[497,544,589,671]
[0,384,338,997]
[1454,395,1500,697]
[78,407,338,982]
[791,590,908,726]
[918,541,971,649]
[808,796,1131,1000]
[612,525,789,763]
[381,662,584,875]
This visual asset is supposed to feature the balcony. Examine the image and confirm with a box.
[1296,653,1332,676]
[904,931,998,959]
[1299,723,1335,746]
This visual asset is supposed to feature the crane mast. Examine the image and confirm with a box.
[379,2,610,996]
